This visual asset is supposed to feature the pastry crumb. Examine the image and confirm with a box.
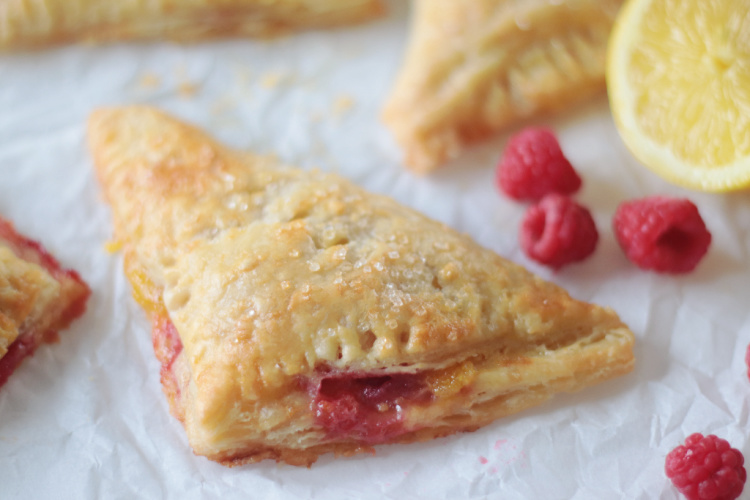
[233,67,253,86]
[260,71,288,89]
[138,73,161,89]
[104,240,122,253]
[333,95,355,116]
[211,95,237,115]
[178,81,199,98]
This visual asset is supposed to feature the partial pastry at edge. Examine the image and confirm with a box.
[0,0,384,50]
[0,218,91,388]
[383,0,623,173]
[88,105,634,467]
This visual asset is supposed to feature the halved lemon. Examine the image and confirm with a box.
[607,0,750,192]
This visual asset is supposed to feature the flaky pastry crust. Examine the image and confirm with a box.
[89,106,634,466]
[0,0,384,50]
[382,0,623,172]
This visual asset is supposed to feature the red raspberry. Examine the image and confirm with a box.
[613,196,711,273]
[496,127,582,201]
[520,194,598,269]
[665,433,746,500]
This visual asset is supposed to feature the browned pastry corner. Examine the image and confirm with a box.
[88,105,634,467]
[382,0,623,173]
[0,0,384,49]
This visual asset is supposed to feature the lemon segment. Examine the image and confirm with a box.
[607,0,750,192]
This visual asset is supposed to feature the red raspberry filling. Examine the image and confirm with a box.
[520,194,598,269]
[496,127,581,201]
[0,336,41,388]
[311,372,432,443]
[665,433,746,500]
[152,316,184,404]
[613,196,711,273]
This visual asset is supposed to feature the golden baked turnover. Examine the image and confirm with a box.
[0,218,90,388]
[383,0,623,172]
[88,106,634,466]
[0,0,384,49]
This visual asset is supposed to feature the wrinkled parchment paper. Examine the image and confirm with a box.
[2,3,749,499]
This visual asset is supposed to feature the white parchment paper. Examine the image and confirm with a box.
[1,2,750,499]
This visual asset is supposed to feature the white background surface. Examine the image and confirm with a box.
[1,2,750,499]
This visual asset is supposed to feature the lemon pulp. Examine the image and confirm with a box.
[607,0,750,191]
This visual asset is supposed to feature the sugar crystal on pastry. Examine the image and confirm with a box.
[88,106,635,467]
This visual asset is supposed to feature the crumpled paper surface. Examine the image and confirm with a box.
[1,2,749,499]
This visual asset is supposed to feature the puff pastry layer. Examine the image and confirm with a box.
[0,218,90,387]
[0,0,383,49]
[383,0,623,172]
[89,106,634,466]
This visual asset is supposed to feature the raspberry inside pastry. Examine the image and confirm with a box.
[0,218,90,387]
[311,370,432,443]
[89,106,635,467]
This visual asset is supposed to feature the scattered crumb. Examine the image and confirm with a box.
[173,63,187,78]
[138,73,161,89]
[260,71,288,89]
[178,81,199,99]
[104,240,122,253]
[233,67,253,87]
[211,94,237,115]
[479,456,489,464]
[333,95,355,116]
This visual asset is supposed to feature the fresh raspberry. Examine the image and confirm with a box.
[496,127,582,201]
[613,196,711,273]
[520,194,598,269]
[665,433,746,500]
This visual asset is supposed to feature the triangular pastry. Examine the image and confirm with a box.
[0,0,383,49]
[0,218,90,387]
[382,0,623,173]
[88,106,634,467]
